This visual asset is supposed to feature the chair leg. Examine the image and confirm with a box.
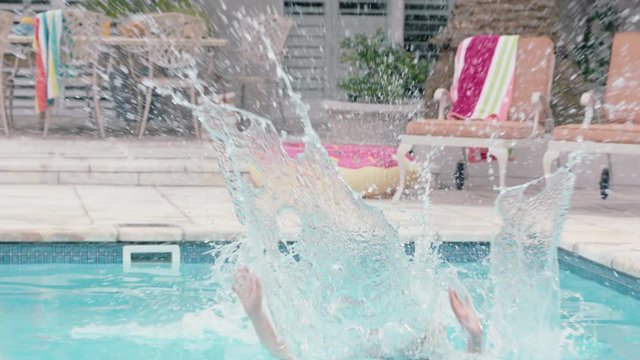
[8,80,15,127]
[135,88,144,119]
[56,83,65,114]
[392,142,414,202]
[189,86,200,139]
[0,84,8,137]
[138,87,153,139]
[606,153,613,190]
[43,107,51,137]
[542,149,560,177]
[93,86,104,137]
[488,147,509,189]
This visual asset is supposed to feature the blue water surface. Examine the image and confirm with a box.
[0,263,638,359]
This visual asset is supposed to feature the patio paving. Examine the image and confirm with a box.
[0,183,637,278]
[0,135,636,276]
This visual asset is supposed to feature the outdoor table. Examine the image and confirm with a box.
[7,35,228,47]
[5,34,228,123]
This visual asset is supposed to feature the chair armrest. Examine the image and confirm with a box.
[433,88,452,120]
[531,92,553,136]
[580,91,599,129]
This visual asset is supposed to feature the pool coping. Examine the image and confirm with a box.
[0,225,638,285]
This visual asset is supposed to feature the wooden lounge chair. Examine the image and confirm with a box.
[0,11,14,136]
[133,13,209,138]
[394,37,555,200]
[543,32,640,199]
[235,15,293,121]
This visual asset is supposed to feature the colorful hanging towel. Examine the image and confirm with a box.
[33,10,63,113]
[449,35,519,162]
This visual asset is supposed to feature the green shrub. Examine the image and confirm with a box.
[338,29,429,104]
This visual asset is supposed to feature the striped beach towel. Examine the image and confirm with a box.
[33,10,63,113]
[449,35,519,162]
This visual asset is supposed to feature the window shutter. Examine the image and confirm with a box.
[284,1,327,98]
[404,0,451,54]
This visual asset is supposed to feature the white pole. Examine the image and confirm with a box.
[388,0,405,45]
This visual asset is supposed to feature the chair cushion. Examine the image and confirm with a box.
[604,33,640,124]
[553,123,640,144]
[510,37,555,123]
[405,119,541,139]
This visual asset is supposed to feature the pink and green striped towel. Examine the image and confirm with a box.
[449,35,519,162]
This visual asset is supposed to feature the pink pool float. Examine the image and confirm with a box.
[250,142,418,198]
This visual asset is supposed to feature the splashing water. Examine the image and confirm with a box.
[488,168,576,359]
[161,16,582,359]
[191,17,451,359]
[199,88,449,359]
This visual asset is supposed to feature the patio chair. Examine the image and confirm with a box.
[393,36,555,201]
[0,11,16,136]
[134,13,208,138]
[543,32,640,199]
[235,15,293,121]
[43,9,106,137]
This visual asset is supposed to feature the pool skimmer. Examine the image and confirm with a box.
[122,244,180,276]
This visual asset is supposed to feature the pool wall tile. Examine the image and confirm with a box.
[1,242,640,299]
[0,243,216,265]
[559,248,640,300]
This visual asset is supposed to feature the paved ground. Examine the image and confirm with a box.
[0,183,637,277]
[0,135,637,277]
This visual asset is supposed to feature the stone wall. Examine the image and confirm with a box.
[439,0,563,46]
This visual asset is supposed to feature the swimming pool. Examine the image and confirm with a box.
[0,256,638,359]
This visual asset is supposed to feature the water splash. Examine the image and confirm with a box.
[487,168,576,359]
[157,15,582,359]
[189,16,450,358]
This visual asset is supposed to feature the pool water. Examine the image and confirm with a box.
[0,264,638,360]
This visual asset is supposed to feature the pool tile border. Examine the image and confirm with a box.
[0,242,221,265]
[558,248,640,300]
[0,226,639,299]
[2,241,639,300]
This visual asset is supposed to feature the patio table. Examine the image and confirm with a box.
[7,35,228,47]
[5,34,228,126]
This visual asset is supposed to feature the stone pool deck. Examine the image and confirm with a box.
[0,183,637,277]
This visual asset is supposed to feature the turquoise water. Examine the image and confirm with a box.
[0,263,638,360]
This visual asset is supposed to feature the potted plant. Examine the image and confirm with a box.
[322,29,429,145]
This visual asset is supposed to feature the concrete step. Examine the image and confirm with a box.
[0,137,239,186]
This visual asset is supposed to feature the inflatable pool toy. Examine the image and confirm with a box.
[248,142,418,198]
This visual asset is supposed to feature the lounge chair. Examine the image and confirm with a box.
[393,36,555,201]
[543,32,640,199]
[0,11,15,136]
[133,13,209,138]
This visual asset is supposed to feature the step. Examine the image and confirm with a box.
[0,138,245,186]
[0,158,228,186]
